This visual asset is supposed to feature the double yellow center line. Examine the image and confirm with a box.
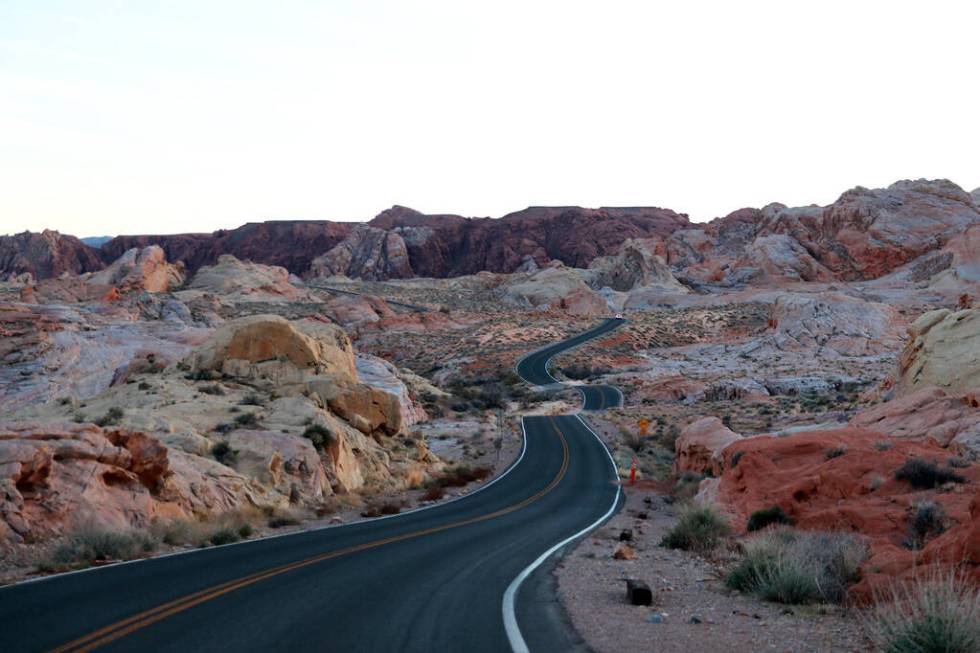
[51,419,570,653]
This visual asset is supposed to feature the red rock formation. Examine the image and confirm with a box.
[712,429,980,598]
[101,221,356,275]
[0,230,104,280]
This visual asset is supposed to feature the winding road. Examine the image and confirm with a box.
[0,318,625,653]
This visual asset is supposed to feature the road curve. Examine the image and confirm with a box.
[0,319,625,653]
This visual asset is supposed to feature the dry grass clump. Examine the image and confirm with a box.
[660,504,731,555]
[725,528,866,604]
[39,527,158,572]
[152,509,260,548]
[864,569,980,653]
[361,501,404,518]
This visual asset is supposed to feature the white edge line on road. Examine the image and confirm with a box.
[502,414,622,653]
[2,424,530,592]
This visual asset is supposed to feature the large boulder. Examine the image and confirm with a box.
[87,246,185,293]
[356,355,428,426]
[308,225,413,281]
[307,376,403,438]
[674,417,742,476]
[187,315,357,383]
[898,308,980,394]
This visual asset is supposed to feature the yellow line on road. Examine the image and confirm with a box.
[51,419,571,653]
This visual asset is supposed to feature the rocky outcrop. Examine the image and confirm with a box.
[187,315,358,383]
[0,422,233,544]
[711,428,980,597]
[101,221,355,275]
[87,246,185,293]
[184,254,306,301]
[758,180,980,280]
[500,263,608,315]
[851,386,980,453]
[898,308,980,394]
[674,417,742,476]
[356,355,428,426]
[0,230,104,280]
[741,234,832,282]
[308,225,413,281]
[770,292,902,357]
[587,238,687,292]
[369,204,692,277]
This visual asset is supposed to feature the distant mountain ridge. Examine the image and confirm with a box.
[2,179,978,284]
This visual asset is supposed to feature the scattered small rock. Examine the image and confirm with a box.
[613,544,637,560]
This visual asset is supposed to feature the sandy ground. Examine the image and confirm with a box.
[555,484,871,652]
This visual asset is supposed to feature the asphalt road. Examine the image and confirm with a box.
[0,319,625,653]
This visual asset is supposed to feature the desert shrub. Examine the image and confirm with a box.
[747,505,793,532]
[185,369,219,381]
[209,528,241,546]
[726,528,865,604]
[211,441,237,465]
[41,527,157,571]
[660,505,731,554]
[865,570,980,653]
[422,486,445,501]
[95,406,125,427]
[825,446,847,460]
[661,424,682,449]
[302,424,334,450]
[874,441,893,451]
[673,472,705,502]
[478,383,505,409]
[268,513,301,529]
[239,394,265,406]
[437,465,493,488]
[906,500,946,550]
[198,384,225,396]
[362,501,403,518]
[234,412,260,428]
[895,458,964,489]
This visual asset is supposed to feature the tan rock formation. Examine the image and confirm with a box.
[88,246,185,293]
[851,385,980,453]
[187,315,357,383]
[898,308,980,394]
[185,254,307,300]
[674,417,742,476]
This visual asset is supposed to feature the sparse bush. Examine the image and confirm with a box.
[874,441,893,451]
[138,381,151,391]
[673,472,705,502]
[361,501,404,518]
[198,384,225,396]
[437,465,493,488]
[301,424,334,450]
[422,486,445,502]
[825,446,847,460]
[41,527,158,571]
[906,501,946,550]
[895,458,964,489]
[211,441,237,465]
[209,528,240,546]
[234,412,260,428]
[268,513,301,529]
[186,369,219,381]
[865,570,980,653]
[240,394,264,406]
[747,505,793,532]
[660,504,731,554]
[95,406,124,427]
[726,528,866,604]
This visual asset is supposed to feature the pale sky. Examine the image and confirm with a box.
[1,1,978,237]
